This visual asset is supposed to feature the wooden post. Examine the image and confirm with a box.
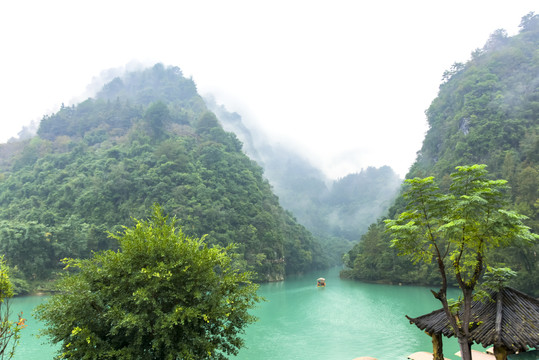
[493,290,508,360]
[430,332,444,360]
[493,345,508,360]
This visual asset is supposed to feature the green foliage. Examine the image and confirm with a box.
[386,165,536,291]
[480,266,517,292]
[385,165,537,357]
[97,64,202,111]
[36,205,260,360]
[144,101,170,139]
[0,221,57,280]
[0,258,13,300]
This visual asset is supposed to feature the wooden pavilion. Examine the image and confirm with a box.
[406,287,539,360]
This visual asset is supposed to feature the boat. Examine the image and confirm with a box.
[317,277,326,287]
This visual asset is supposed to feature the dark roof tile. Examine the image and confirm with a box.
[407,287,539,353]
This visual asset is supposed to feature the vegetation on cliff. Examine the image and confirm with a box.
[343,13,539,296]
[0,64,327,286]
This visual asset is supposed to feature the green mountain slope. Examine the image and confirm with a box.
[343,13,539,296]
[0,64,328,286]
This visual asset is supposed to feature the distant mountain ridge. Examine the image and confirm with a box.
[207,98,402,264]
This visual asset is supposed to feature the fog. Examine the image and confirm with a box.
[0,1,537,178]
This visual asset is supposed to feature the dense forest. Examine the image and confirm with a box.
[342,13,539,296]
[0,64,330,291]
[209,100,402,264]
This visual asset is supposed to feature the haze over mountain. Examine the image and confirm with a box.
[0,65,333,290]
[207,98,403,262]
[2,2,538,180]
[343,13,539,296]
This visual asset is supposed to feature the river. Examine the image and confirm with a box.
[10,267,522,360]
[234,267,463,360]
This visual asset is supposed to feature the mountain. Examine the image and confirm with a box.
[0,64,328,287]
[342,12,539,296]
[207,98,402,265]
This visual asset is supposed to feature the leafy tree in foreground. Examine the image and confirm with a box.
[385,165,538,360]
[36,205,260,360]
[0,257,26,360]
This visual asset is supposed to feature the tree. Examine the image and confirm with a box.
[385,165,538,360]
[0,257,26,359]
[144,101,170,139]
[36,205,260,360]
[519,11,538,32]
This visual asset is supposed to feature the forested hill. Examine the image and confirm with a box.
[343,13,539,296]
[0,64,328,290]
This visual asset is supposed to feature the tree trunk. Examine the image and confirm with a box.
[457,337,472,360]
[430,332,444,360]
[493,345,509,360]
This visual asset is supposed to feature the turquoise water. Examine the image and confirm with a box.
[10,267,505,359]
[234,267,463,360]
[10,295,58,360]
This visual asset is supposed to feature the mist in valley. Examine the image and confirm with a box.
[208,98,402,263]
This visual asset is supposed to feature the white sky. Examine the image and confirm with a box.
[0,1,537,178]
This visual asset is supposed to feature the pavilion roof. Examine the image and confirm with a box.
[407,287,539,353]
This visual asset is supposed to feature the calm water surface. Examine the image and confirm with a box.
[11,267,499,360]
[10,295,58,359]
[234,267,464,360]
